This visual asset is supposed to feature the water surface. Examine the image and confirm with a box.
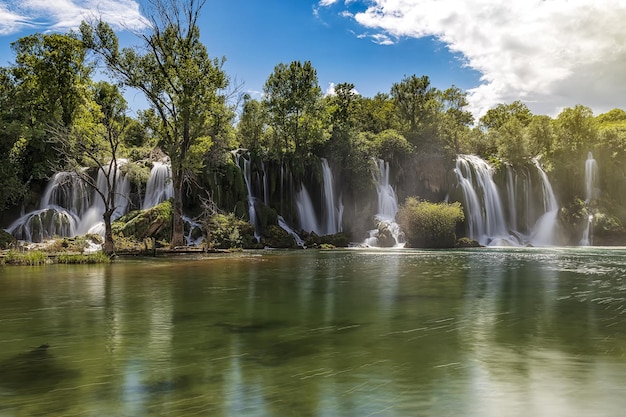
[1,247,626,416]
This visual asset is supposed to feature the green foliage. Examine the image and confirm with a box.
[56,252,111,264]
[205,213,255,249]
[480,100,533,131]
[0,229,16,249]
[263,60,324,156]
[2,250,49,266]
[397,197,465,248]
[372,129,414,163]
[112,200,173,242]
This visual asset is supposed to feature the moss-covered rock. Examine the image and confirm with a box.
[205,213,257,249]
[455,237,482,248]
[0,229,16,249]
[112,200,173,242]
[262,225,297,248]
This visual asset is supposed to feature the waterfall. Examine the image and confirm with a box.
[79,162,131,235]
[236,153,261,242]
[296,185,321,235]
[278,215,305,247]
[454,155,509,245]
[529,159,559,246]
[454,155,559,246]
[295,158,343,236]
[364,159,405,247]
[585,152,599,203]
[143,161,174,209]
[7,162,130,242]
[320,158,343,235]
[580,152,598,246]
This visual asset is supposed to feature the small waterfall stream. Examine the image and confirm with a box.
[581,152,598,246]
[364,159,405,247]
[142,162,174,209]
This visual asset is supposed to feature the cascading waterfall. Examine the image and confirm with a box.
[454,155,559,246]
[454,155,509,246]
[585,152,599,204]
[296,185,321,235]
[235,153,261,242]
[79,162,131,235]
[295,158,343,236]
[528,159,559,246]
[8,171,89,242]
[580,152,598,246]
[320,158,343,235]
[143,161,174,209]
[7,163,131,242]
[364,159,405,247]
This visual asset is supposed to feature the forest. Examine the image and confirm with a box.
[1,0,626,254]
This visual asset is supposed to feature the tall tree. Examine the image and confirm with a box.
[81,0,231,247]
[263,60,324,155]
[390,74,438,147]
[52,82,129,255]
[9,33,92,182]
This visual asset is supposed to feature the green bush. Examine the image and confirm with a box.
[397,197,465,248]
[3,250,49,266]
[56,252,111,264]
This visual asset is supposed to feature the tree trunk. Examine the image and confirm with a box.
[103,210,115,256]
[170,169,185,248]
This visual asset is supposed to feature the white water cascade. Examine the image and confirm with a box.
[295,159,343,236]
[235,153,261,242]
[142,161,174,209]
[454,155,560,246]
[528,159,559,246]
[580,152,599,246]
[364,159,405,247]
[454,155,509,246]
[320,158,343,235]
[7,162,131,242]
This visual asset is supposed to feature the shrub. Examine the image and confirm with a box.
[56,252,111,264]
[397,197,465,248]
[3,250,49,266]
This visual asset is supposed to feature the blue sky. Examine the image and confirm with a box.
[2,0,626,119]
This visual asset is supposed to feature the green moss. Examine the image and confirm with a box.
[0,229,16,250]
[205,213,256,249]
[112,200,172,241]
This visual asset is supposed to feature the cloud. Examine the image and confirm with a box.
[339,0,626,118]
[0,0,149,35]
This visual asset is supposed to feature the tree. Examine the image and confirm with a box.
[81,0,231,247]
[237,94,267,154]
[438,86,474,155]
[554,105,597,154]
[353,93,398,134]
[390,74,438,147]
[263,60,324,155]
[479,100,533,131]
[8,33,92,183]
[51,81,129,255]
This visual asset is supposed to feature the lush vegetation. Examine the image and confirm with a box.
[397,198,465,248]
[1,0,626,250]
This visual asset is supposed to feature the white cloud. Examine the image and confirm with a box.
[325,81,360,96]
[341,0,626,118]
[0,0,149,35]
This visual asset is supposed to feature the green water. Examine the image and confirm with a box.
[1,247,626,416]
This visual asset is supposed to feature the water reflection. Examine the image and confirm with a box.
[1,248,626,415]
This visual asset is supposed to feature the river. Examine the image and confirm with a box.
[1,247,626,416]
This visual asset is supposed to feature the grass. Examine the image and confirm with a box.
[56,252,111,264]
[1,250,111,266]
[1,250,49,266]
